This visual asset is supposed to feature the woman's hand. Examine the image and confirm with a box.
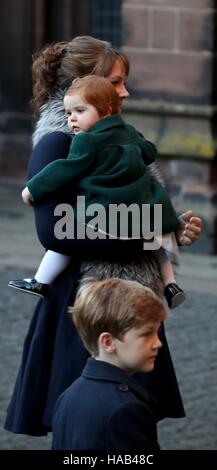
[21,187,34,206]
[176,210,202,245]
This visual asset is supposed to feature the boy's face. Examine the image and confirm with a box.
[64,94,101,135]
[113,321,162,375]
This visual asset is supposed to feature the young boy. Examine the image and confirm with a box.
[52,277,167,451]
[9,75,185,308]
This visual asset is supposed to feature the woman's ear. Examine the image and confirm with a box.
[72,78,79,85]
[99,332,116,354]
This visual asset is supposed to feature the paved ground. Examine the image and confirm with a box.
[0,178,216,450]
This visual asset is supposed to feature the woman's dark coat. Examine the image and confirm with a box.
[4,93,185,436]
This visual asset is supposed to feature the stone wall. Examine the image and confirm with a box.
[122,1,217,252]
[123,0,215,104]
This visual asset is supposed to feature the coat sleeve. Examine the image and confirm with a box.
[27,132,88,254]
[27,132,144,255]
[27,133,96,202]
[106,402,160,452]
[136,131,158,166]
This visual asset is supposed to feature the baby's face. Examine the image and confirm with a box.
[64,94,100,134]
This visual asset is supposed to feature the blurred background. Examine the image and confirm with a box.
[0,0,216,450]
[1,0,217,236]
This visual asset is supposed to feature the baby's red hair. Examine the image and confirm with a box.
[66,75,120,117]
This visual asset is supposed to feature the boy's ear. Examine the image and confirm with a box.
[99,332,116,353]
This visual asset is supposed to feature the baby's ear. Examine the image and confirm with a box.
[107,105,112,116]
[99,332,116,354]
[101,106,112,119]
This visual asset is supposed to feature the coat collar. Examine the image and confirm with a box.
[89,114,125,134]
[82,357,154,404]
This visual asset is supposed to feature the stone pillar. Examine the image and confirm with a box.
[0,0,38,176]
[0,0,89,177]
[46,0,89,42]
[122,0,217,253]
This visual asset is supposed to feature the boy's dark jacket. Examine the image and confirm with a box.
[28,114,178,237]
[52,357,160,451]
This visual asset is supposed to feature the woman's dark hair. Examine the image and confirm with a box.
[32,35,129,114]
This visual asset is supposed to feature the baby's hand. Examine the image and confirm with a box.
[21,187,33,206]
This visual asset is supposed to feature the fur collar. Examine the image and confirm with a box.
[32,90,71,148]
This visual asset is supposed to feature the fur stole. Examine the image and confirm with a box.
[32,90,70,148]
[33,93,164,293]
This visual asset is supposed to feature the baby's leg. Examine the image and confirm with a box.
[156,247,186,309]
[35,250,71,284]
[8,251,71,297]
[156,247,176,286]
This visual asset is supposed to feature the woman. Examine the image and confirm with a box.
[5,36,202,436]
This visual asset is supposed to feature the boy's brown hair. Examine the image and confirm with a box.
[69,277,167,356]
[66,75,121,117]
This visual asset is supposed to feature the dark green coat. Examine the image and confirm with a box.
[27,114,179,237]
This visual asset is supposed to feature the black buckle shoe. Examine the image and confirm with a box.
[164,283,186,309]
[8,278,49,298]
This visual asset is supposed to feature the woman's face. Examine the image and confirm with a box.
[107,59,129,103]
